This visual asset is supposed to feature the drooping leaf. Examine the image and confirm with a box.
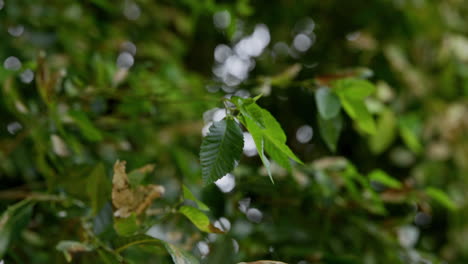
[315,87,341,120]
[368,170,402,189]
[260,109,302,164]
[183,185,210,211]
[179,205,223,233]
[0,199,35,259]
[318,113,343,152]
[231,97,302,179]
[164,242,200,264]
[87,163,111,215]
[200,118,244,184]
[425,187,457,211]
[242,115,272,181]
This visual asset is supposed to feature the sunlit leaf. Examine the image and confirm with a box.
[200,118,244,184]
[179,205,223,233]
[242,115,272,181]
[231,97,302,180]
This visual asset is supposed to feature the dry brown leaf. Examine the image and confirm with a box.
[112,160,165,218]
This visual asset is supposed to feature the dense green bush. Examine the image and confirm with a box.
[1,0,468,263]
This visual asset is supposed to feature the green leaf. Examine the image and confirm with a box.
[69,110,103,141]
[426,187,457,211]
[333,78,376,100]
[87,163,110,215]
[179,205,222,233]
[340,98,376,134]
[200,118,244,184]
[114,213,139,236]
[318,113,343,152]
[97,249,122,264]
[257,115,300,166]
[334,78,377,134]
[399,114,422,154]
[368,170,402,189]
[232,97,302,180]
[0,199,35,259]
[164,242,200,264]
[56,240,93,262]
[243,115,272,181]
[369,109,397,154]
[264,137,293,171]
[315,87,341,120]
[113,234,165,253]
[183,185,210,211]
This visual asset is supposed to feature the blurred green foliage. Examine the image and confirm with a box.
[1,0,468,263]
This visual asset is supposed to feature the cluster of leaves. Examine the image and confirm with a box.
[1,0,468,264]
